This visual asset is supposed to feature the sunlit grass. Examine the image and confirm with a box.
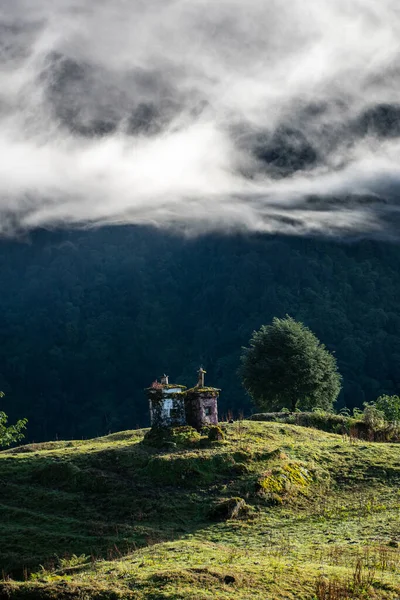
[1,421,400,598]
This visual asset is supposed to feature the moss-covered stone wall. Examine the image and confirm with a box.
[185,390,219,431]
[147,387,186,428]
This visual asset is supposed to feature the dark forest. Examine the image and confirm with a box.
[1,226,400,441]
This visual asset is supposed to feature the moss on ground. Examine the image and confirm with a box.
[142,425,201,449]
[1,421,400,599]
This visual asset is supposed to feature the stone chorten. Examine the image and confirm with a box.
[146,368,220,430]
[185,368,220,431]
[146,375,187,428]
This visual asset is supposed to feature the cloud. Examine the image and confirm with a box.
[1,0,400,237]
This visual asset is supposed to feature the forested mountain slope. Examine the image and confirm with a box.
[1,226,400,441]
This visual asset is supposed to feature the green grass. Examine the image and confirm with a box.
[1,421,400,599]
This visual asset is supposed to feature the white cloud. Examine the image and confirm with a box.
[1,0,400,236]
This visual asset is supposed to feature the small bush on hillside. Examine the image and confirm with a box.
[374,394,400,424]
[58,554,91,570]
[357,402,400,442]
[362,402,386,429]
[0,392,27,449]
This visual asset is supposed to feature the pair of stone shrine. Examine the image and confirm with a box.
[146,368,220,430]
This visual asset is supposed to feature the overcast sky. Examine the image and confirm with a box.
[1,0,400,237]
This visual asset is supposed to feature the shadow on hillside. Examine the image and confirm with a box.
[0,429,242,578]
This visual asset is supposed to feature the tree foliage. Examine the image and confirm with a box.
[361,402,387,429]
[374,394,400,424]
[240,317,342,412]
[0,393,27,448]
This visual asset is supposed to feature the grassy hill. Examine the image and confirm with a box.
[0,421,400,599]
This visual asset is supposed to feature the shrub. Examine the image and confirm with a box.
[0,392,27,449]
[374,394,400,424]
[362,402,386,429]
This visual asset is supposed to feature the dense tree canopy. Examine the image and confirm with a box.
[240,317,341,411]
[1,226,400,441]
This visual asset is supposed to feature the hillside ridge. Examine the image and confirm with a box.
[1,421,400,599]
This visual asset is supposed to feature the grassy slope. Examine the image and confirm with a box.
[0,421,400,599]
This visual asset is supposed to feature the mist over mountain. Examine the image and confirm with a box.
[2,0,400,236]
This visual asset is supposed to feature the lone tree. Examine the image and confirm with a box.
[240,317,341,412]
[0,392,27,448]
